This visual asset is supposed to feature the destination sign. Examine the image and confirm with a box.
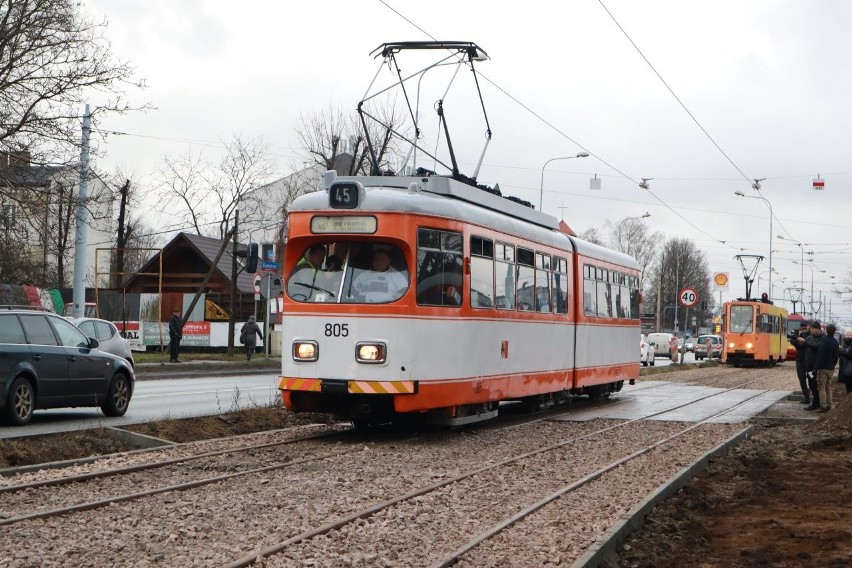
[311,215,377,234]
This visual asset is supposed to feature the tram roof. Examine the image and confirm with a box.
[290,173,638,270]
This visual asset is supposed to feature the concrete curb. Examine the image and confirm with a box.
[570,425,753,568]
[0,428,176,478]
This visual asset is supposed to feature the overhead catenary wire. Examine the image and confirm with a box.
[376,0,739,251]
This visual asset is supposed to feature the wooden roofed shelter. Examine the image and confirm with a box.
[123,232,257,321]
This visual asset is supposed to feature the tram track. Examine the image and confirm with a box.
[0,367,787,566]
[222,381,777,566]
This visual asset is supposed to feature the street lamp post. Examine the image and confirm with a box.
[539,152,590,212]
[616,212,651,245]
[735,190,773,296]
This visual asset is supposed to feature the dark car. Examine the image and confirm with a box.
[0,309,135,425]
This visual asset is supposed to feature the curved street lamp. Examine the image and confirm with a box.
[539,152,590,212]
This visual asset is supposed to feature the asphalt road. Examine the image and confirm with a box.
[0,372,281,440]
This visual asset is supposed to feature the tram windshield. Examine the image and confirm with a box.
[729,305,754,333]
[286,241,409,304]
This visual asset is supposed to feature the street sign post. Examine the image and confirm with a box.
[679,287,698,308]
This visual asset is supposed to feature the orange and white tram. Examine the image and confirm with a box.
[278,172,641,426]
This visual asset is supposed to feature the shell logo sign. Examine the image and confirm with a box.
[713,272,729,290]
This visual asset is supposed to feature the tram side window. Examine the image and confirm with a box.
[583,265,596,316]
[535,252,551,313]
[495,243,516,310]
[553,257,569,314]
[760,314,779,333]
[416,228,463,307]
[629,279,640,319]
[470,236,495,309]
[516,248,535,311]
[596,268,611,318]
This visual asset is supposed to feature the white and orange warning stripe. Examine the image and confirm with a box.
[278,377,322,392]
[348,380,416,395]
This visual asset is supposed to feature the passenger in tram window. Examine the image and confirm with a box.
[326,255,343,272]
[444,285,462,306]
[352,248,409,303]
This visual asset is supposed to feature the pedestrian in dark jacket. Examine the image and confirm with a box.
[798,321,822,410]
[837,330,852,395]
[813,323,839,413]
[240,315,263,360]
[168,308,183,363]
[793,321,811,404]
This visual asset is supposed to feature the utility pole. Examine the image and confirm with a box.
[228,209,239,356]
[72,105,91,318]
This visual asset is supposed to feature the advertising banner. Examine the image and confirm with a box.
[115,321,145,351]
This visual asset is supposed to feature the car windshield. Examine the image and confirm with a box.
[287,241,409,304]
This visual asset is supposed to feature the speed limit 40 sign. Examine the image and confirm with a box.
[679,287,698,307]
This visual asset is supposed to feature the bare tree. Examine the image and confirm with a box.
[296,104,404,175]
[155,135,277,239]
[577,227,604,245]
[644,238,712,334]
[605,217,664,287]
[0,0,145,167]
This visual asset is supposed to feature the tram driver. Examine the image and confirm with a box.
[352,248,409,303]
[287,244,328,301]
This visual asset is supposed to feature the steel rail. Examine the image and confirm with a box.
[224,376,778,567]
[0,424,351,493]
[430,388,779,567]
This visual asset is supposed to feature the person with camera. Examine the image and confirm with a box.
[797,320,822,411]
[792,321,811,405]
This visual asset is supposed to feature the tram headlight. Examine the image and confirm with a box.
[728,342,735,349]
[356,342,386,364]
[293,340,318,362]
[746,342,753,349]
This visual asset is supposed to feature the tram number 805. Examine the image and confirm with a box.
[325,323,349,337]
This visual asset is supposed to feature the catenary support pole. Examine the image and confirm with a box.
[72,105,91,318]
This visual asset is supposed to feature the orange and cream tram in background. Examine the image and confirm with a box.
[721,296,789,367]
[278,172,641,426]
[785,312,807,360]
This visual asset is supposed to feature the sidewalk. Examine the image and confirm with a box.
[134,358,280,380]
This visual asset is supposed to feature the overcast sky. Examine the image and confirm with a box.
[84,0,851,324]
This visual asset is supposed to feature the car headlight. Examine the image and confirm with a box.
[746,342,753,349]
[356,342,386,364]
[293,340,318,362]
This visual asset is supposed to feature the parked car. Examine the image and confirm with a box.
[694,334,723,360]
[640,334,656,366]
[0,309,135,425]
[646,332,676,359]
[70,317,134,368]
[683,336,697,353]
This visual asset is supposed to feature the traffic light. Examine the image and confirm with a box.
[245,242,259,273]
